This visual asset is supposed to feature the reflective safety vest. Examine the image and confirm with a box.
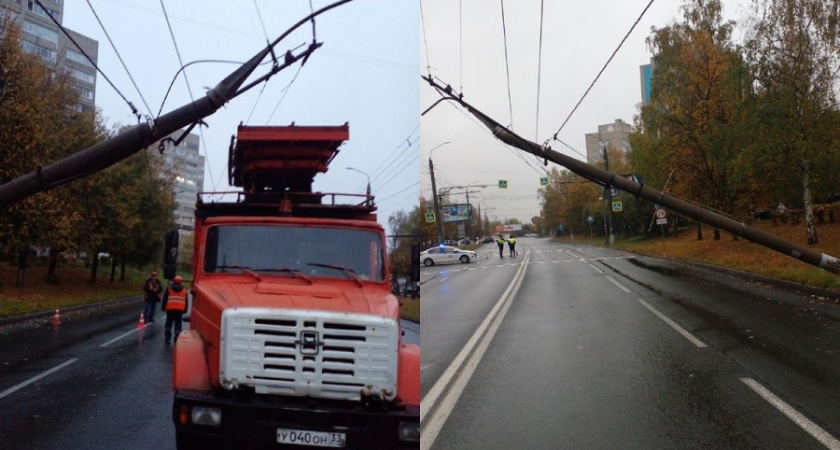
[508,238,516,245]
[165,287,187,312]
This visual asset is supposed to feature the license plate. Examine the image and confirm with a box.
[276,428,346,448]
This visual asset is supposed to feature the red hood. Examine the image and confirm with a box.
[194,278,398,319]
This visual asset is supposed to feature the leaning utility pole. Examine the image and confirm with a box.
[428,158,445,245]
[0,0,353,206]
[422,75,840,274]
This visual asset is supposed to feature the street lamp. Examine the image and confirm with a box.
[345,167,371,196]
[428,142,451,245]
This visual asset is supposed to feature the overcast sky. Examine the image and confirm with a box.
[62,0,418,235]
[420,0,749,226]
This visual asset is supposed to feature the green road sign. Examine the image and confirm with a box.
[499,179,508,189]
[540,177,548,186]
[612,201,623,212]
[425,212,436,223]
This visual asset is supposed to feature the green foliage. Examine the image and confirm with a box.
[388,204,421,279]
[0,17,177,284]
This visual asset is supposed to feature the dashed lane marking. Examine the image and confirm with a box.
[741,377,840,450]
[0,358,79,401]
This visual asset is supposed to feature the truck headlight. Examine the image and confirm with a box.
[397,422,420,442]
[191,406,222,426]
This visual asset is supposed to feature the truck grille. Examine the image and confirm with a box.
[220,308,398,401]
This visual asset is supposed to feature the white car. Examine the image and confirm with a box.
[420,246,477,266]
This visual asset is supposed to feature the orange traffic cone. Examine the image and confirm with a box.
[51,309,61,325]
[138,310,146,328]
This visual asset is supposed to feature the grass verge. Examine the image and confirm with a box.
[573,220,840,292]
[399,296,420,323]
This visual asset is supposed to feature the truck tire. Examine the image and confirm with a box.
[423,258,435,266]
[176,432,219,450]
[459,255,470,263]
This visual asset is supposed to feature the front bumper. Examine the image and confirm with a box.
[173,389,419,449]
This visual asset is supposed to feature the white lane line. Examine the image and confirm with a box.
[100,327,144,347]
[0,358,79,400]
[588,263,603,273]
[740,378,840,450]
[420,251,530,450]
[606,276,631,293]
[637,298,706,348]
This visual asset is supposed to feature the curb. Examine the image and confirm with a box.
[620,248,840,301]
[0,295,143,327]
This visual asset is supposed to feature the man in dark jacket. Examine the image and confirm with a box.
[161,275,188,343]
[142,271,162,324]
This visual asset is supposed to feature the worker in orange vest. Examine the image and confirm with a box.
[161,275,188,344]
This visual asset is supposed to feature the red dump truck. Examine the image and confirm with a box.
[171,124,420,449]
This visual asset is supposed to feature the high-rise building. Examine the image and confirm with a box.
[584,119,632,164]
[640,62,652,106]
[0,0,98,113]
[157,130,205,231]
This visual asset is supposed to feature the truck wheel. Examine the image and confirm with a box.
[459,255,470,263]
[423,258,435,266]
[177,432,219,450]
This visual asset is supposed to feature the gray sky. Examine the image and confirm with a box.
[63,0,418,235]
[420,0,749,225]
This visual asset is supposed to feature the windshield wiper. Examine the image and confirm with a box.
[256,267,313,284]
[306,263,364,287]
[213,264,262,282]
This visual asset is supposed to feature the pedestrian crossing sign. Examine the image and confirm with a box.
[499,179,508,189]
[540,177,548,186]
[425,212,436,223]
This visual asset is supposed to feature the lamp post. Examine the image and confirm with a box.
[428,142,450,244]
[345,167,371,197]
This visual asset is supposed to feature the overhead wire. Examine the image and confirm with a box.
[535,0,544,142]
[499,0,514,130]
[32,0,141,120]
[159,0,218,191]
[83,0,154,120]
[548,0,656,144]
[368,126,419,185]
[420,0,432,75]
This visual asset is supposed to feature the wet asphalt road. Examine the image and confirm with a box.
[0,299,420,449]
[420,237,840,449]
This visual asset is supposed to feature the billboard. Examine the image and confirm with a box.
[441,204,472,223]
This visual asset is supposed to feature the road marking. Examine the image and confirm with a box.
[740,377,840,450]
[100,327,145,347]
[638,298,706,348]
[420,250,530,450]
[588,263,603,273]
[0,358,79,400]
[606,276,631,292]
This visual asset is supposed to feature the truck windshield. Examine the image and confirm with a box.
[202,225,385,282]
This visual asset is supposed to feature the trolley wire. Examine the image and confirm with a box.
[548,0,655,144]
[32,0,142,120]
[499,0,514,130]
[84,0,154,120]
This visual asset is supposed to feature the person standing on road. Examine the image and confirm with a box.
[142,271,162,324]
[497,235,505,258]
[161,275,188,343]
[508,236,516,257]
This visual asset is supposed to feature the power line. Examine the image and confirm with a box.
[535,0,545,142]
[420,0,432,75]
[499,0,514,129]
[32,0,141,120]
[84,0,154,120]
[159,0,218,191]
[549,0,656,143]
[369,128,419,184]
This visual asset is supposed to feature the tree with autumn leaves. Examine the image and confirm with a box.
[0,17,174,286]
[627,0,840,246]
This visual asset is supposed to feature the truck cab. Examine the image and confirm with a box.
[171,124,420,449]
